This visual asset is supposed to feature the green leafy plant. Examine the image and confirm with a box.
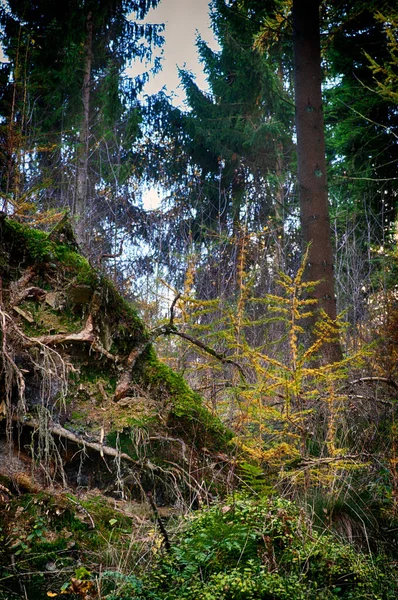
[101,495,397,599]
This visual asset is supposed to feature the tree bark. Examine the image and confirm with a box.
[293,0,337,323]
[74,11,93,249]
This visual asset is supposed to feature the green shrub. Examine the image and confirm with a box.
[101,495,397,599]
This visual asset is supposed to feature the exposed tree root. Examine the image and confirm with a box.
[24,314,116,362]
[9,266,37,305]
[35,419,142,467]
[115,340,150,400]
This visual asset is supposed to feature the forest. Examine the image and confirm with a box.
[0,0,397,598]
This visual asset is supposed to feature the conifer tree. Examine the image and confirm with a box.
[292,0,338,328]
[147,0,294,302]
[0,0,163,251]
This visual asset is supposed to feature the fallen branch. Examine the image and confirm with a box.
[296,454,363,469]
[12,286,46,305]
[115,293,246,400]
[9,266,37,305]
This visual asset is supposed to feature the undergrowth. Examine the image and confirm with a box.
[98,494,397,599]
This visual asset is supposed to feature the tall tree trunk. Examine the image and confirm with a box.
[274,54,285,272]
[74,11,93,249]
[293,0,337,323]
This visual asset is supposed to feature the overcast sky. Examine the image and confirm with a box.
[0,0,218,103]
[132,0,219,103]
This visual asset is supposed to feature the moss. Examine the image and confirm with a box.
[54,243,98,286]
[100,277,147,344]
[3,220,54,263]
[78,365,117,391]
[137,346,232,452]
[0,490,146,600]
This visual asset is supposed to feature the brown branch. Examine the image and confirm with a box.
[169,292,181,326]
[99,240,124,265]
[347,376,398,390]
[18,417,141,468]
[9,266,37,304]
[170,329,247,380]
[115,292,246,401]
[114,339,150,400]
[296,454,363,469]
[12,286,46,305]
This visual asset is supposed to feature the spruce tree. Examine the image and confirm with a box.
[0,0,163,251]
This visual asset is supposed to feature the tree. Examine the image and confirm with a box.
[292,0,338,326]
[0,0,163,252]
[322,1,398,330]
[144,0,294,303]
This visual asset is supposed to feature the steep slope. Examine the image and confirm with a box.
[0,214,232,501]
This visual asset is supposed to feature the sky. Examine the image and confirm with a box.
[131,0,219,102]
[130,0,219,208]
[0,0,218,98]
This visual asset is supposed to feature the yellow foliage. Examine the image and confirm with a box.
[159,240,367,490]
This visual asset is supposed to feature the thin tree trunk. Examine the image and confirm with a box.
[293,0,337,322]
[74,11,93,248]
[274,54,285,272]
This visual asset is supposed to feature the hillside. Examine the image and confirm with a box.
[0,216,233,598]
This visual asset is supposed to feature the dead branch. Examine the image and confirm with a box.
[17,417,141,467]
[12,286,46,305]
[170,329,247,380]
[114,339,150,400]
[296,454,363,469]
[115,293,246,400]
[9,266,37,304]
[347,376,398,390]
[99,240,124,265]
[169,292,181,326]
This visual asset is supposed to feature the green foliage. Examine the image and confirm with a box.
[101,495,397,599]
[365,10,398,104]
[237,461,274,495]
[0,0,164,220]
